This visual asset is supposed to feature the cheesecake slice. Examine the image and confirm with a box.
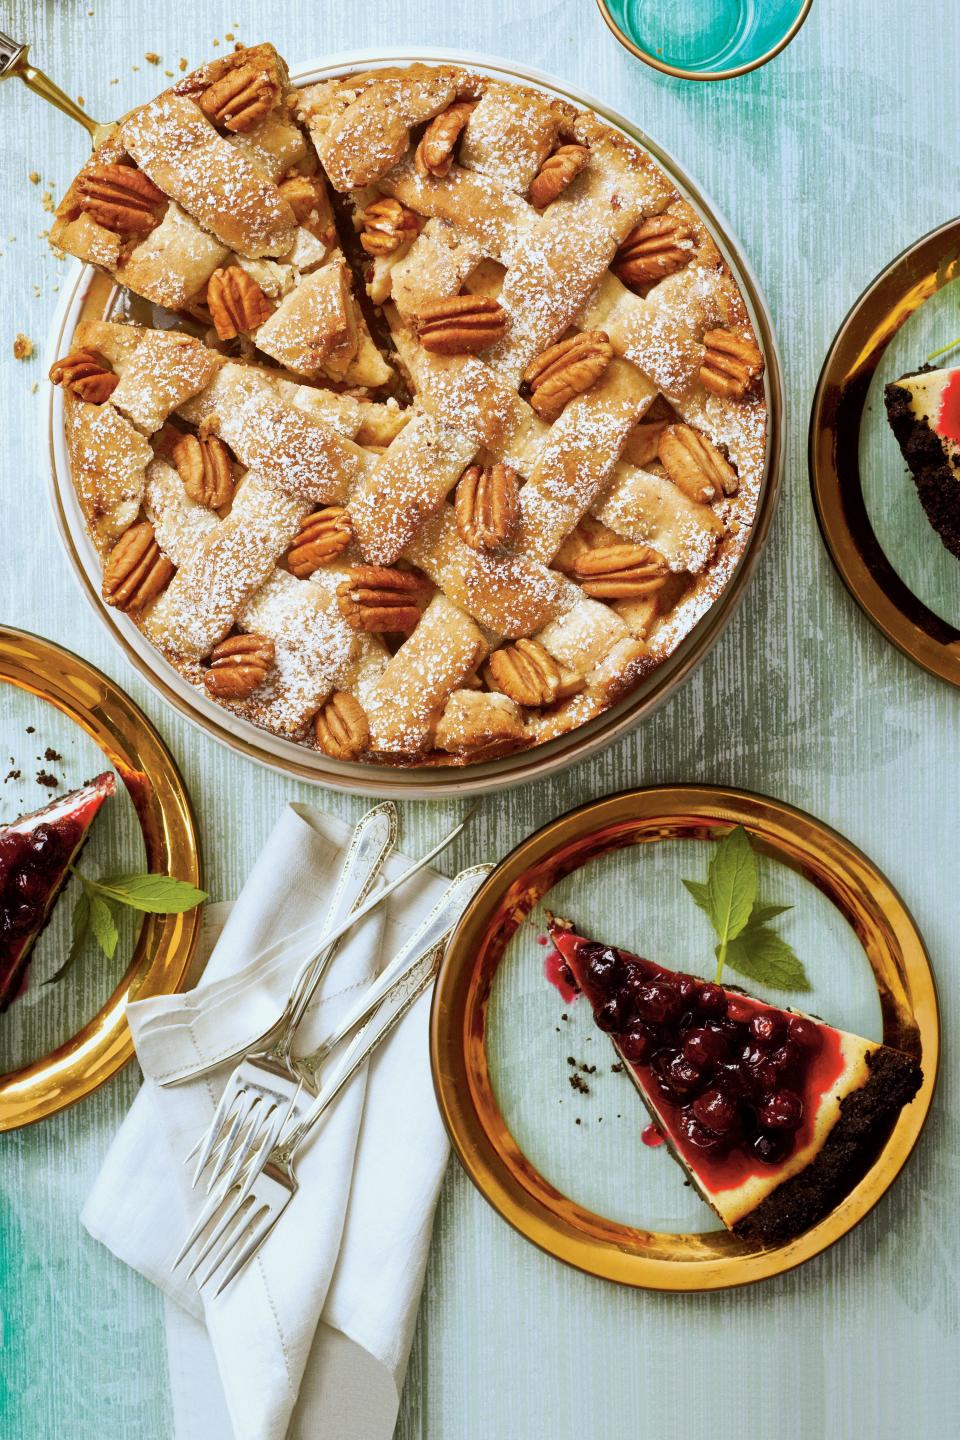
[548,918,922,1244]
[885,364,960,557]
[0,773,115,1010]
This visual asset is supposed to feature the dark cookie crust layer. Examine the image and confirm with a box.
[885,379,960,560]
[733,1046,922,1245]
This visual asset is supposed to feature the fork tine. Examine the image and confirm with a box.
[185,1185,246,1280]
[197,1088,261,1192]
[211,1207,280,1297]
[190,1081,239,1187]
[171,1178,239,1272]
[216,1100,280,1195]
[194,1197,259,1291]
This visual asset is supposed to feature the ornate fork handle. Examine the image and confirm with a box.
[261,802,396,1066]
[275,948,440,1164]
[0,30,114,145]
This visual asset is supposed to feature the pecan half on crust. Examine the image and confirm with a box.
[49,347,118,405]
[314,692,370,761]
[206,266,275,341]
[287,507,353,577]
[204,633,275,699]
[657,424,738,504]
[454,462,520,552]
[571,543,669,600]
[529,143,590,209]
[522,331,613,422]
[173,432,236,509]
[417,295,507,356]
[699,328,764,400]
[612,215,694,290]
[360,197,421,256]
[336,566,429,635]
[486,638,563,707]
[414,101,476,179]
[102,522,175,613]
[75,162,167,237]
[198,58,281,133]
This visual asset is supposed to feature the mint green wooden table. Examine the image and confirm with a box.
[1,1,957,1435]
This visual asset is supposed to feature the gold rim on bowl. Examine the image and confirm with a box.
[0,625,202,1130]
[595,0,814,82]
[809,217,960,687]
[46,49,783,798]
[430,784,938,1290]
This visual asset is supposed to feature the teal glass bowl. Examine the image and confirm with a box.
[597,0,812,80]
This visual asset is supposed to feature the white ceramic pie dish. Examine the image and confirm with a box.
[46,46,784,798]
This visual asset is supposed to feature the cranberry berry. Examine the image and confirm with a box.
[786,1014,822,1052]
[692,1087,740,1136]
[583,943,622,991]
[757,1089,804,1131]
[697,983,727,1019]
[595,994,629,1033]
[633,979,682,1025]
[678,1109,726,1152]
[682,1024,730,1069]
[753,1131,792,1166]
[748,1011,785,1048]
[618,1025,653,1063]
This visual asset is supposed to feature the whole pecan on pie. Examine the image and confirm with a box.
[360,197,421,257]
[75,162,167,237]
[287,507,353,577]
[658,424,738,504]
[486,638,566,707]
[612,214,694,290]
[204,633,275,699]
[699,328,764,400]
[206,266,275,341]
[314,692,370,761]
[172,432,236,509]
[522,331,614,423]
[529,143,590,209]
[417,295,507,356]
[455,462,520,553]
[196,56,281,133]
[415,101,476,179]
[49,348,118,405]
[571,543,669,600]
[336,566,430,635]
[102,522,175,613]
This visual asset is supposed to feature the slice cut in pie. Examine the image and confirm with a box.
[0,773,115,1011]
[885,364,960,558]
[548,916,922,1244]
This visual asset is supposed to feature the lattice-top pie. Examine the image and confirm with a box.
[49,45,768,768]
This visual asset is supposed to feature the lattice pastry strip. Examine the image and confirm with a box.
[363,593,488,756]
[62,394,154,552]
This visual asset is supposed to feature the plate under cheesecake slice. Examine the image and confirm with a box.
[548,917,922,1244]
[0,773,115,1010]
[885,363,960,557]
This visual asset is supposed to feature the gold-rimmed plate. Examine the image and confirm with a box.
[810,218,960,684]
[0,625,201,1130]
[430,786,937,1290]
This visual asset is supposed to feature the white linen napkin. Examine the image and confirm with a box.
[82,803,453,1440]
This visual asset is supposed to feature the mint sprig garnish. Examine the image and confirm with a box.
[682,827,810,992]
[44,870,207,985]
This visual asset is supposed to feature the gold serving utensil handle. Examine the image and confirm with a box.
[0,30,115,148]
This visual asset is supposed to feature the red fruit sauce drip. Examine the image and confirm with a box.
[642,1123,665,1148]
[938,370,960,443]
[542,948,580,1004]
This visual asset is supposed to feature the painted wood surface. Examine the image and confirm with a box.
[0,1,957,1436]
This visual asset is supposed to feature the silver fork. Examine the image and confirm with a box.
[174,940,445,1296]
[189,802,397,1194]
[185,804,477,1187]
[179,863,490,1266]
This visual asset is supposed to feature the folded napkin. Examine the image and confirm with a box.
[82,804,453,1440]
